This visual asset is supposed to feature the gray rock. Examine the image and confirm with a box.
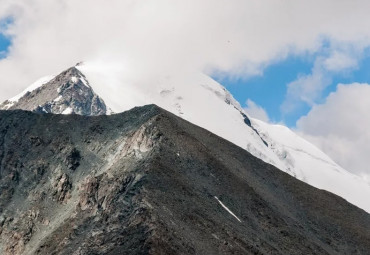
[0,67,109,116]
[0,105,369,254]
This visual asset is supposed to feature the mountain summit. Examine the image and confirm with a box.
[0,66,109,116]
[1,62,370,213]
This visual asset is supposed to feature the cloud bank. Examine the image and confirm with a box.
[1,0,370,102]
[297,83,370,179]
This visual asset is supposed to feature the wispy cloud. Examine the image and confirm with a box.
[323,51,358,71]
[244,99,270,122]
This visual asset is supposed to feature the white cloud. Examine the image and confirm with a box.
[281,46,362,114]
[281,58,332,114]
[244,99,270,122]
[323,51,358,71]
[1,1,370,102]
[297,83,370,177]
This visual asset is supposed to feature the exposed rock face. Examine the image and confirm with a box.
[52,173,72,203]
[0,67,109,115]
[0,105,369,254]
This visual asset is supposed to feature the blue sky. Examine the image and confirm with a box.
[0,18,11,59]
[214,50,370,127]
[214,56,313,126]
[0,34,10,59]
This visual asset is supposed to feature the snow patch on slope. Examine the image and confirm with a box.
[62,107,73,115]
[215,196,242,223]
[8,75,55,104]
[71,75,90,88]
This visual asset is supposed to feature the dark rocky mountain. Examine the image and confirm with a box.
[0,66,109,115]
[2,63,370,214]
[0,105,369,254]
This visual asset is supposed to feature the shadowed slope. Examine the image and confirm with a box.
[0,105,369,254]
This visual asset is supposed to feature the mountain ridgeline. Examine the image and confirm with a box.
[1,63,370,214]
[2,63,369,214]
[0,105,369,254]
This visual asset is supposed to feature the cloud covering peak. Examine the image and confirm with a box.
[2,0,370,102]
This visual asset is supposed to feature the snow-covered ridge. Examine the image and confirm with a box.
[2,62,370,213]
[2,75,56,109]
[77,62,370,213]
[251,118,370,212]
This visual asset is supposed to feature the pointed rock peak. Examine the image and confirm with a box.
[0,66,111,116]
[54,66,91,90]
[75,61,84,67]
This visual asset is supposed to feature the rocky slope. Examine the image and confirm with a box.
[78,63,370,213]
[2,63,370,214]
[0,66,109,116]
[0,105,369,255]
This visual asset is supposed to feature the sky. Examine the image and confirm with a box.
[0,0,370,179]
[0,17,11,59]
[215,48,370,126]
[0,34,10,58]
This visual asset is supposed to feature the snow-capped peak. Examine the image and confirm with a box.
[2,62,369,213]
[0,65,110,116]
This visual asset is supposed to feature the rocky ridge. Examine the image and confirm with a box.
[2,63,370,214]
[0,105,369,254]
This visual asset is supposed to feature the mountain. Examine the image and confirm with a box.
[0,66,109,116]
[1,62,370,214]
[0,105,369,254]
